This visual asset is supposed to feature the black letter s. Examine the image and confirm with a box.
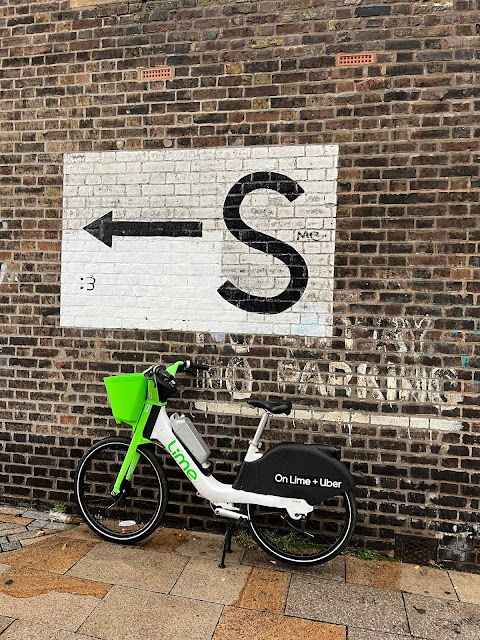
[217,172,308,315]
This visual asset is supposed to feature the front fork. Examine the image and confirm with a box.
[110,364,180,497]
[111,404,154,496]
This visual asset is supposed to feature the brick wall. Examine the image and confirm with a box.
[1,0,479,569]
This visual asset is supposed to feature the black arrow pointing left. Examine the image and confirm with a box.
[83,211,203,247]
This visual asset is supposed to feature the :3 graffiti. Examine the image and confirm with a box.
[80,276,96,291]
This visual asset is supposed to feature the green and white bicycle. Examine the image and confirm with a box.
[74,361,357,567]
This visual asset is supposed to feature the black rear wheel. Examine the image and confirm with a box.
[74,437,168,544]
[247,490,356,566]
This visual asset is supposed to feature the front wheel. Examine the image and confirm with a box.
[247,490,356,566]
[74,437,168,544]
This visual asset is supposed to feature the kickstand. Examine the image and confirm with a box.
[219,521,234,569]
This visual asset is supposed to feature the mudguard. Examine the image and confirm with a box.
[233,442,355,503]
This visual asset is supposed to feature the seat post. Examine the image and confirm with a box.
[245,411,270,462]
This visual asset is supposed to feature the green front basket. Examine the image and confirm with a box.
[104,373,148,425]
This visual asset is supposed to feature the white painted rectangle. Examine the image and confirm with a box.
[61,145,338,336]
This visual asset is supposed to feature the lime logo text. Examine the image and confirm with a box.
[168,440,197,481]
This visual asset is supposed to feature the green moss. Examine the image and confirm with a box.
[345,547,402,563]
[234,531,257,549]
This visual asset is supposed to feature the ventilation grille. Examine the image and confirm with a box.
[140,67,174,81]
[394,534,439,565]
[338,53,374,67]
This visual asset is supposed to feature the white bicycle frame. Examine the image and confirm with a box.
[150,406,313,520]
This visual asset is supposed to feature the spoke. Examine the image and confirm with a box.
[85,496,114,506]
[282,518,314,538]
[77,441,164,539]
[250,495,351,561]
[133,502,158,510]
[107,503,123,511]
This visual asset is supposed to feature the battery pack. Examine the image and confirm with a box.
[170,414,211,468]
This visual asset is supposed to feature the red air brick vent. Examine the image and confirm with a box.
[338,53,374,66]
[140,67,174,81]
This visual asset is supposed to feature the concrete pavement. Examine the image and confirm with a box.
[0,508,478,639]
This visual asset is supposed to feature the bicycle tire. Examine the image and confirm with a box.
[247,489,357,566]
[74,437,168,544]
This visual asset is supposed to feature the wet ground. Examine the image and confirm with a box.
[0,505,478,639]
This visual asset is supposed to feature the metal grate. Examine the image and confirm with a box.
[338,53,374,67]
[394,533,439,565]
[140,67,174,81]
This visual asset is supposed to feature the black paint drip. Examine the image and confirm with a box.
[217,172,308,314]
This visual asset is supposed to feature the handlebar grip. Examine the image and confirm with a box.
[190,362,209,371]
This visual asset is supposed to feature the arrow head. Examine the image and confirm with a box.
[83,211,113,247]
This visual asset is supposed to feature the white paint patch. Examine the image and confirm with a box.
[0,220,7,285]
[278,316,463,412]
[193,401,463,432]
[61,145,338,336]
[0,264,5,285]
[277,359,463,409]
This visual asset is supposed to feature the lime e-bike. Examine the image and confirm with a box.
[74,361,357,567]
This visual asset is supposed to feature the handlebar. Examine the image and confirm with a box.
[184,360,210,372]
[144,360,210,380]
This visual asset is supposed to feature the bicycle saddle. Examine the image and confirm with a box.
[247,398,292,415]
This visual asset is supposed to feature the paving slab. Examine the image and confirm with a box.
[59,524,102,543]
[0,507,25,516]
[44,521,73,531]
[7,531,44,543]
[286,575,409,635]
[346,556,456,600]
[0,526,27,537]
[404,592,480,640]
[175,530,245,563]
[0,565,11,577]
[140,527,190,553]
[0,615,14,634]
[19,535,54,547]
[78,584,223,640]
[172,557,251,604]
[0,515,33,526]
[347,630,414,640]
[67,540,187,592]
[242,548,345,581]
[0,568,108,631]
[0,566,110,599]
[0,620,102,640]
[213,606,346,640]
[19,529,56,541]
[0,543,20,553]
[27,520,50,531]
[233,567,291,613]
[21,510,51,520]
[448,569,480,604]
[0,536,95,574]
